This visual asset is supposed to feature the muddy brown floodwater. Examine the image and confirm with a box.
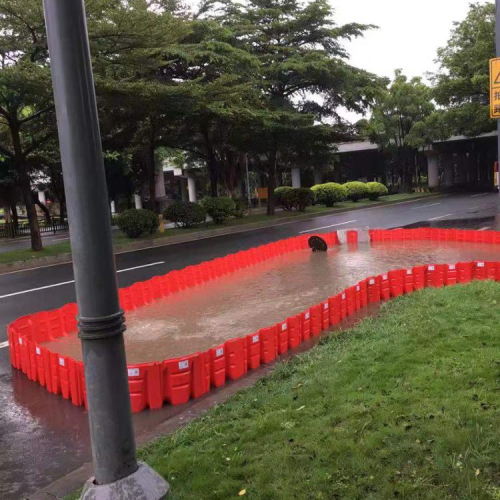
[42,241,500,363]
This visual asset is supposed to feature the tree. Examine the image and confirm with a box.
[433,2,495,137]
[368,70,435,192]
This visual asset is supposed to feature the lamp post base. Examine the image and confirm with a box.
[80,462,170,500]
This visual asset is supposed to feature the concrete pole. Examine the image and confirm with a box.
[187,176,197,203]
[291,167,301,188]
[180,178,188,202]
[42,0,169,498]
[134,194,143,210]
[427,154,439,189]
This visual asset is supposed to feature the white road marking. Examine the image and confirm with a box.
[412,203,441,210]
[0,340,10,349]
[470,193,489,198]
[428,214,453,221]
[479,226,491,231]
[299,220,358,234]
[0,261,165,300]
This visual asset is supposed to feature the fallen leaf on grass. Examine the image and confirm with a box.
[239,489,247,496]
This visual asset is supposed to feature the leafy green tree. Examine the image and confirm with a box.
[368,71,435,192]
[433,2,495,137]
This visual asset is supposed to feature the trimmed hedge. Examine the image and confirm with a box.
[275,187,295,211]
[116,209,159,238]
[201,196,236,224]
[344,181,368,202]
[164,202,207,229]
[275,187,314,212]
[311,183,347,207]
[366,182,389,201]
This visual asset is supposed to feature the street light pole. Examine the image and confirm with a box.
[42,0,169,498]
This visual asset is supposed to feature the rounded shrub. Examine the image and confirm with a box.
[344,181,368,202]
[163,201,206,228]
[366,182,389,201]
[201,196,236,224]
[293,187,314,212]
[275,186,295,211]
[116,209,159,238]
[232,198,248,219]
[311,182,347,207]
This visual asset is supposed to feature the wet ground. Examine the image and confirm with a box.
[43,240,500,364]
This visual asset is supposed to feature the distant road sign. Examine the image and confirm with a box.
[490,58,500,118]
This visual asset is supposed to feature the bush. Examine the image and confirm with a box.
[311,183,347,207]
[366,182,389,201]
[201,196,236,224]
[232,198,248,218]
[293,187,314,212]
[275,187,314,211]
[274,186,295,211]
[116,209,159,238]
[344,181,368,202]
[163,202,206,229]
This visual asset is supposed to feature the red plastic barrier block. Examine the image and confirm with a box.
[68,358,83,407]
[310,305,322,337]
[209,345,226,387]
[287,315,302,349]
[359,280,368,308]
[367,277,381,303]
[260,326,278,363]
[225,338,248,380]
[277,321,289,355]
[425,264,445,288]
[388,270,404,297]
[18,334,31,378]
[301,310,311,341]
[246,333,261,369]
[347,230,358,245]
[27,340,38,382]
[456,262,473,283]
[346,287,356,316]
[379,273,390,300]
[485,262,498,281]
[49,352,61,395]
[141,281,154,304]
[412,266,425,290]
[473,261,498,281]
[61,303,78,334]
[131,282,146,308]
[321,301,330,330]
[445,264,457,286]
[58,355,71,400]
[192,352,211,399]
[163,355,196,405]
[328,295,341,326]
[34,344,45,387]
[128,364,150,413]
[355,284,361,310]
[42,347,53,393]
[403,269,414,294]
[7,325,18,369]
[119,287,135,312]
[340,292,347,319]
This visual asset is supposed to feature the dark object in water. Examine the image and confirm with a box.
[308,236,328,252]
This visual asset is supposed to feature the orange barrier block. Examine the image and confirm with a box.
[412,266,425,290]
[225,338,248,380]
[425,264,445,288]
[58,355,71,400]
[209,345,226,388]
[163,355,196,405]
[321,301,330,330]
[7,324,18,369]
[42,347,53,393]
[192,352,211,399]
[310,305,322,337]
[328,295,341,326]
[340,292,347,319]
[277,321,289,355]
[128,364,151,413]
[68,358,83,407]
[367,277,381,303]
[119,287,135,312]
[34,344,46,387]
[27,339,38,383]
[246,333,261,369]
[354,284,361,310]
[445,264,457,286]
[359,280,368,308]
[403,269,414,294]
[347,230,358,245]
[456,262,473,283]
[301,310,311,341]
[49,352,61,395]
[61,303,78,334]
[260,326,278,363]
[388,270,404,297]
[346,287,356,316]
[287,315,302,349]
[379,273,390,300]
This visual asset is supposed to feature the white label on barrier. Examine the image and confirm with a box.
[128,368,140,377]
[252,334,259,343]
[324,303,328,310]
[407,270,412,275]
[179,360,189,370]
[356,285,360,291]
[281,323,287,331]
[342,293,346,299]
[428,265,435,271]
[305,312,310,320]
[449,265,456,270]
[477,262,485,268]
[383,275,388,280]
[59,358,65,367]
[216,347,224,357]
[18,338,22,345]
[36,347,41,355]
[369,279,375,285]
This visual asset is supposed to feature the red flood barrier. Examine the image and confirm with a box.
[9,228,500,414]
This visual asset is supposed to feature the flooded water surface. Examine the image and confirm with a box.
[43,241,500,363]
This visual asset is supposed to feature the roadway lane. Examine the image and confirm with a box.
[1,191,500,499]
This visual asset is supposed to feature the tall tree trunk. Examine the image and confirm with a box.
[33,193,52,224]
[10,202,18,229]
[267,150,277,216]
[201,125,218,197]
[147,117,158,213]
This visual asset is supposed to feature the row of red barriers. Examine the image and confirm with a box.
[370,228,500,244]
[8,229,500,413]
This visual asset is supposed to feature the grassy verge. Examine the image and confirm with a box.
[108,281,500,500]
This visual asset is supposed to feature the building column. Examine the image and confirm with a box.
[291,167,301,188]
[155,167,166,199]
[313,166,322,185]
[37,190,47,205]
[187,176,197,202]
[180,177,188,202]
[110,200,116,214]
[427,154,439,188]
[443,155,454,187]
[134,194,142,209]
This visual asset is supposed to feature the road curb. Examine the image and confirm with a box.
[0,194,443,275]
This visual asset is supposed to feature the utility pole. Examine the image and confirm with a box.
[42,0,169,498]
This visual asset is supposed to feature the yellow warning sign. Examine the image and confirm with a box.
[490,58,500,118]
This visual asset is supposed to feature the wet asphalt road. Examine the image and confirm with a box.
[1,192,500,499]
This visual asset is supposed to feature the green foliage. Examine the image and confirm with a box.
[275,187,314,212]
[274,187,295,211]
[343,181,367,202]
[201,196,236,224]
[294,188,314,212]
[232,198,248,219]
[365,182,388,201]
[163,202,206,229]
[116,209,159,238]
[311,182,347,207]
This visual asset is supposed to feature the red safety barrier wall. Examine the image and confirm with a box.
[8,228,500,413]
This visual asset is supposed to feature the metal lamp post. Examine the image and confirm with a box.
[42,0,169,498]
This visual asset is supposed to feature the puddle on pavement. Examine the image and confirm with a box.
[42,241,500,363]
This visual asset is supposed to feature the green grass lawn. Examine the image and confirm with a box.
[121,281,500,500]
